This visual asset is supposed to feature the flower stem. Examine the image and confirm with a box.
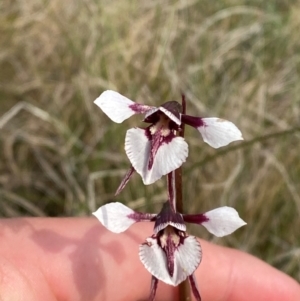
[166,94,191,299]
[177,93,192,300]
[167,171,176,211]
[178,281,193,301]
[175,93,186,213]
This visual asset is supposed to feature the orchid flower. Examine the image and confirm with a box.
[94,90,243,186]
[93,201,246,301]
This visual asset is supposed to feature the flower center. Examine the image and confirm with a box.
[147,112,177,170]
[149,113,171,137]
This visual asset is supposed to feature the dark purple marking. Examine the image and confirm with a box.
[188,274,202,301]
[181,114,205,128]
[129,103,149,114]
[154,226,186,278]
[156,226,185,278]
[162,230,177,276]
[148,129,163,170]
[145,127,176,170]
[144,126,175,144]
[157,226,187,277]
[127,212,157,222]
[154,202,185,232]
[144,126,153,140]
[182,213,209,225]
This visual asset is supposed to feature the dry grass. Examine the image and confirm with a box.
[1,0,300,280]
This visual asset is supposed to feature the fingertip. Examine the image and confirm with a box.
[196,240,300,301]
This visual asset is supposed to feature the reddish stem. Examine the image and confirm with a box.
[167,171,176,211]
[177,94,191,299]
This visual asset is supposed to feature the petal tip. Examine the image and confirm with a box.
[198,118,243,148]
[201,206,247,237]
[94,90,137,123]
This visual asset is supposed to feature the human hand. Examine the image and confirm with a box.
[0,218,299,301]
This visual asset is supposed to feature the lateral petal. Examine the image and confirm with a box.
[201,206,247,237]
[125,128,188,185]
[181,115,243,148]
[93,202,155,233]
[94,90,151,123]
[139,236,201,286]
[198,118,243,148]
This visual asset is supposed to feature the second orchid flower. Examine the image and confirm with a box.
[93,201,246,301]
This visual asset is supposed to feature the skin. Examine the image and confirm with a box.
[0,218,299,301]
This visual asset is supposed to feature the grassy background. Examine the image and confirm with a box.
[0,0,300,281]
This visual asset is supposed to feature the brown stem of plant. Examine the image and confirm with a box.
[177,93,192,301]
[175,93,186,213]
[167,171,176,211]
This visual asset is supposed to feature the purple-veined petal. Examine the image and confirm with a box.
[125,128,188,185]
[139,235,201,286]
[93,202,155,233]
[181,115,243,148]
[201,206,247,237]
[94,90,151,123]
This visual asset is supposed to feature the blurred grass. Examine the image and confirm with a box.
[0,0,300,281]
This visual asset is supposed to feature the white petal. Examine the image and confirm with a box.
[125,128,188,185]
[94,90,151,123]
[92,202,136,233]
[198,118,243,148]
[150,137,188,184]
[202,206,247,237]
[139,236,201,286]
